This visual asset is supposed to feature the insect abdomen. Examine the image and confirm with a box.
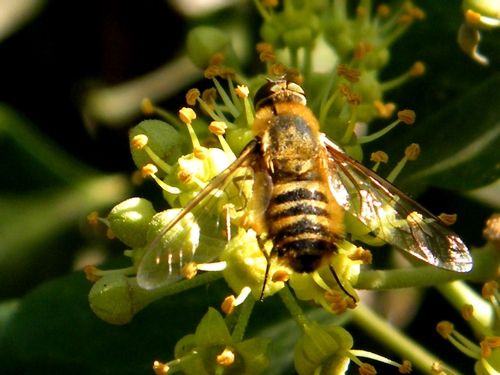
[267,180,342,273]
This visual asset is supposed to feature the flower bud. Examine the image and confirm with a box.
[186,26,240,69]
[294,322,353,375]
[129,120,182,171]
[88,274,154,325]
[107,197,156,248]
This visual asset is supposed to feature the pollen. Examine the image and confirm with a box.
[178,169,192,184]
[465,9,482,26]
[377,4,391,18]
[370,151,389,164]
[234,85,249,99]
[193,146,208,160]
[182,262,198,280]
[131,134,148,150]
[399,360,412,374]
[373,100,396,118]
[438,213,457,226]
[271,269,290,283]
[204,64,223,79]
[221,295,236,315]
[256,42,273,54]
[480,337,500,358]
[354,41,373,60]
[404,143,420,160]
[409,61,425,77]
[87,211,100,226]
[141,98,155,115]
[202,87,217,105]
[349,247,373,265]
[209,52,225,66]
[337,64,361,83]
[262,0,278,7]
[178,107,196,124]
[142,163,158,177]
[339,84,361,106]
[259,49,276,63]
[436,321,454,339]
[461,304,474,321]
[483,213,500,243]
[105,227,115,239]
[398,14,413,25]
[270,63,287,77]
[208,121,227,135]
[220,67,236,80]
[83,265,100,282]
[216,347,235,366]
[185,88,200,106]
[481,280,498,300]
[325,290,349,314]
[397,109,416,124]
[399,359,412,374]
[359,362,377,375]
[153,361,169,375]
[431,361,445,374]
[131,170,143,185]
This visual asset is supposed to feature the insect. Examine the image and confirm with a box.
[137,79,473,297]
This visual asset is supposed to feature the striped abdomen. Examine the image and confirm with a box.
[266,179,343,273]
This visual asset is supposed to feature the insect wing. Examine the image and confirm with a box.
[137,141,259,289]
[323,137,472,272]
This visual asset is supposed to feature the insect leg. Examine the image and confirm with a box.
[328,264,357,304]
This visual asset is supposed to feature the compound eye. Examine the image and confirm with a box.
[253,81,275,108]
[287,82,304,95]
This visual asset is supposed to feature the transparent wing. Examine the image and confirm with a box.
[323,137,472,272]
[137,140,259,289]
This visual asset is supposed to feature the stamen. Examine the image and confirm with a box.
[152,361,170,375]
[370,151,388,172]
[185,88,200,106]
[386,143,420,183]
[142,164,181,194]
[397,109,416,124]
[221,295,236,315]
[216,347,235,366]
[373,100,396,118]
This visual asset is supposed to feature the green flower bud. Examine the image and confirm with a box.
[226,128,255,156]
[146,209,200,260]
[362,47,390,71]
[260,21,282,47]
[108,197,156,248]
[129,119,182,171]
[294,322,353,375]
[324,24,354,59]
[186,26,240,69]
[173,308,270,375]
[88,274,154,325]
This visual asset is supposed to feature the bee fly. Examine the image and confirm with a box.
[137,79,473,300]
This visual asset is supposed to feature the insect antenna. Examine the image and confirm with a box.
[328,265,357,304]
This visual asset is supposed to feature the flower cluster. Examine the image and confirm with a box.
[81,1,497,374]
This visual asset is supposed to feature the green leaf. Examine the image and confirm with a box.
[0,271,232,375]
[381,74,500,195]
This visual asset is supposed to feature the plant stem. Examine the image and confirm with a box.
[231,296,255,342]
[278,286,310,328]
[351,303,459,374]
